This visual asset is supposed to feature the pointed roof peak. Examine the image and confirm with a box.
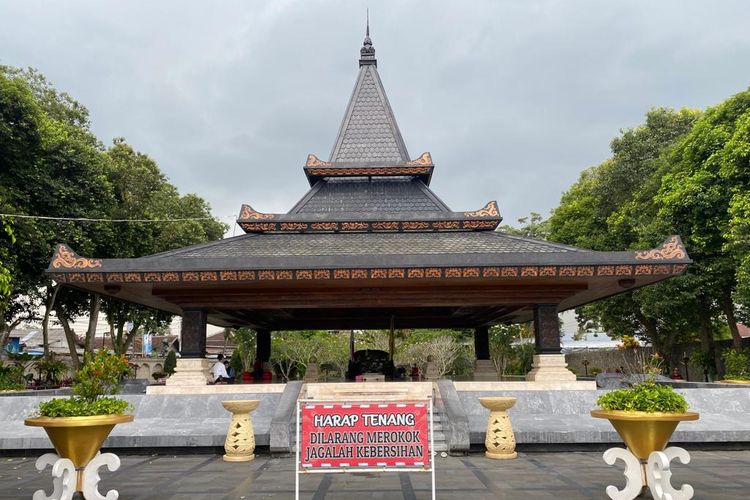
[359,10,376,67]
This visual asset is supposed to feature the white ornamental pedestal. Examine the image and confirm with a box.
[221,400,260,462]
[479,397,518,460]
[602,446,694,500]
[33,452,122,500]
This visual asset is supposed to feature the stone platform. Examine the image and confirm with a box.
[2,382,750,452]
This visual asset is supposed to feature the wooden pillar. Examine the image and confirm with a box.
[526,304,576,382]
[167,309,209,386]
[533,304,561,354]
[256,329,271,363]
[474,326,490,360]
[180,309,207,358]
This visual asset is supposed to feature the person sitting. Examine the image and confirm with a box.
[211,354,231,384]
[670,367,684,380]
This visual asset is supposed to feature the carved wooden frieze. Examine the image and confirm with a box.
[51,262,689,285]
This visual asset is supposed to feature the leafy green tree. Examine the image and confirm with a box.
[0,67,113,364]
[0,66,227,361]
[655,89,750,351]
[548,107,700,359]
[498,212,550,240]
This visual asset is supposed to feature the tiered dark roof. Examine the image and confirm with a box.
[238,31,499,234]
[47,27,691,329]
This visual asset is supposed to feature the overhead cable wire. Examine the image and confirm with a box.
[0,213,236,223]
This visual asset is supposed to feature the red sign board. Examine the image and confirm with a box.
[300,402,430,469]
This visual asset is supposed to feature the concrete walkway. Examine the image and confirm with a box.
[1,450,748,499]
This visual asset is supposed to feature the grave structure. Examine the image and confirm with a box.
[46,27,690,385]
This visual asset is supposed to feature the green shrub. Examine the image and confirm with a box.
[722,349,750,380]
[229,350,243,375]
[163,350,177,376]
[73,349,130,401]
[0,363,26,391]
[35,354,68,385]
[34,349,132,417]
[152,371,167,381]
[590,367,603,376]
[38,397,132,417]
[596,381,688,413]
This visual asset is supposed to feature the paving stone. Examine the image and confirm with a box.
[2,450,749,499]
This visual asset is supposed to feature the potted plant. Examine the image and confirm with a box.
[24,349,134,494]
[590,354,700,498]
[591,353,698,459]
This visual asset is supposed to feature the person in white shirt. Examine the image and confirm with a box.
[211,354,231,383]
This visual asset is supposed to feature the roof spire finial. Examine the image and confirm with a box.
[359,9,376,67]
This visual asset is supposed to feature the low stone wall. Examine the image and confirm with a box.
[458,387,750,446]
[0,392,280,451]
[3,384,749,452]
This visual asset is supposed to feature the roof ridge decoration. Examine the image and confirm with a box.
[238,204,275,221]
[328,25,410,164]
[463,201,499,218]
[634,235,688,260]
[407,152,433,166]
[50,244,102,270]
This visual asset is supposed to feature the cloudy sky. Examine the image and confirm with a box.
[2,1,749,235]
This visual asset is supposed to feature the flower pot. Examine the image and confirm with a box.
[590,409,698,460]
[25,414,134,491]
[242,371,252,383]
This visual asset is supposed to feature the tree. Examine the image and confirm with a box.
[98,139,227,355]
[0,67,113,361]
[497,212,550,240]
[0,66,227,360]
[271,331,327,381]
[655,89,750,351]
[548,107,701,360]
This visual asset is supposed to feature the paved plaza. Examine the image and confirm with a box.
[1,450,749,499]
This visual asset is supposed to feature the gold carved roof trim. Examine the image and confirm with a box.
[634,235,688,260]
[463,201,500,218]
[406,152,433,166]
[50,244,102,270]
[305,154,332,168]
[238,204,276,220]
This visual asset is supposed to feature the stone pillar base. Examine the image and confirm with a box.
[525,354,576,382]
[166,358,211,386]
[474,360,497,381]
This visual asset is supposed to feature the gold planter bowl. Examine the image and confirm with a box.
[25,414,134,469]
[591,409,699,460]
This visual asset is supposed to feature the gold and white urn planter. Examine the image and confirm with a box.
[221,399,260,462]
[24,413,134,500]
[591,409,699,500]
[479,396,518,460]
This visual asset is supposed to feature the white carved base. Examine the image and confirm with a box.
[602,446,694,500]
[166,358,211,386]
[525,354,577,381]
[33,452,122,500]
